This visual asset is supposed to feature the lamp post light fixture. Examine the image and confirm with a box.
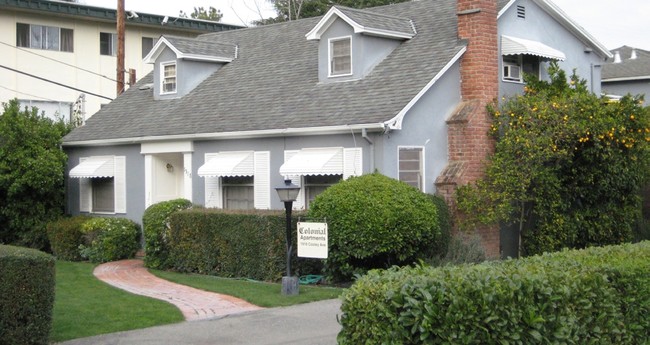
[275,179,301,295]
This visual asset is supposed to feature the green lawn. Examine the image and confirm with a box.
[151,270,345,307]
[51,261,184,343]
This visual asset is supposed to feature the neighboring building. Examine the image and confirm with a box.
[602,46,650,100]
[62,0,610,257]
[0,0,241,121]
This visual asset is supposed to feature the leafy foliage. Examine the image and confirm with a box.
[0,99,72,249]
[79,217,140,263]
[142,199,193,269]
[254,0,412,24]
[178,6,223,21]
[456,63,650,256]
[0,245,55,345]
[338,241,650,344]
[307,173,444,282]
[46,216,91,261]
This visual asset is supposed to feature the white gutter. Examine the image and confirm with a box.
[602,76,650,82]
[63,123,386,147]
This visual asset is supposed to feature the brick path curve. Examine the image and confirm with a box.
[93,259,263,321]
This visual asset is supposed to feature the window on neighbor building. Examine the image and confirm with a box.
[502,55,540,83]
[91,177,115,213]
[100,32,117,56]
[16,23,73,52]
[142,37,155,58]
[222,176,254,210]
[398,147,423,191]
[304,174,342,209]
[330,37,352,76]
[161,62,177,94]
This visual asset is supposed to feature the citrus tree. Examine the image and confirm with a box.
[457,63,650,256]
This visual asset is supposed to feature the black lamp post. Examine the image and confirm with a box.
[275,179,301,295]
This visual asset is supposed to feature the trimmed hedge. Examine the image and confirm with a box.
[0,245,55,345]
[142,199,193,269]
[79,217,141,263]
[166,209,317,281]
[46,216,91,261]
[338,241,650,344]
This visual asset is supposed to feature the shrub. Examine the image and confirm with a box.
[142,199,193,269]
[428,233,486,266]
[307,173,444,282]
[79,217,140,263]
[166,209,317,281]
[0,245,55,345]
[338,241,650,344]
[46,216,90,261]
[427,194,452,258]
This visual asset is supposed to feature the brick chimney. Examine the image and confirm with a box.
[436,0,500,257]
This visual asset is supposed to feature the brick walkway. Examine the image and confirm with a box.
[93,259,263,321]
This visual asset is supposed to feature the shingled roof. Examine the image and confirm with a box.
[63,0,471,144]
[603,46,650,81]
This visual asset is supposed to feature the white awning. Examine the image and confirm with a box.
[501,35,566,61]
[198,151,254,177]
[69,156,114,178]
[280,147,344,176]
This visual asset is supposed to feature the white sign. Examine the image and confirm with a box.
[297,222,328,259]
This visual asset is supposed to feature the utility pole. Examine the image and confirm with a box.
[116,0,125,95]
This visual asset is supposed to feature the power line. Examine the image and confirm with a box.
[0,40,120,83]
[0,64,113,101]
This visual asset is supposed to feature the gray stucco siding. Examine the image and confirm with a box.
[603,80,650,99]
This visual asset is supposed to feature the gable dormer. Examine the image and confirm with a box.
[143,36,236,99]
[306,6,416,83]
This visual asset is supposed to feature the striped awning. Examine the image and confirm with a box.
[501,35,566,61]
[197,151,254,177]
[69,156,114,178]
[279,147,343,176]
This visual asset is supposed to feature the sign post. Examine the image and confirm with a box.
[297,222,328,259]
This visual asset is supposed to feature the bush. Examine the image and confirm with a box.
[0,245,55,345]
[79,217,140,263]
[338,241,650,344]
[428,233,486,266]
[166,209,317,281]
[307,173,444,282]
[46,216,90,261]
[142,199,193,269]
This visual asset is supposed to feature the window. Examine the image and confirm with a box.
[92,178,115,213]
[330,37,351,76]
[222,176,254,210]
[398,147,423,191]
[161,62,177,94]
[503,55,540,82]
[100,32,117,56]
[16,23,73,52]
[142,37,155,58]
[304,175,342,208]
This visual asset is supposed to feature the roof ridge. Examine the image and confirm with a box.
[335,4,413,22]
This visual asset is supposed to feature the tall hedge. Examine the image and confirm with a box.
[307,173,444,282]
[338,241,650,344]
[166,209,316,281]
[0,245,55,345]
[46,216,90,261]
[142,199,193,269]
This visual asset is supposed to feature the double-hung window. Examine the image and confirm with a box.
[398,147,424,191]
[71,156,126,214]
[100,32,117,56]
[222,176,255,210]
[16,23,73,52]
[304,175,342,209]
[161,62,177,94]
[329,37,352,76]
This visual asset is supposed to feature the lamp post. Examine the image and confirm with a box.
[275,179,301,295]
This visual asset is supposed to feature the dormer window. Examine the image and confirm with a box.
[161,62,177,94]
[330,37,352,77]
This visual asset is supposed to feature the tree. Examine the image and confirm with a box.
[0,99,72,249]
[254,0,412,25]
[456,63,650,256]
[178,6,223,21]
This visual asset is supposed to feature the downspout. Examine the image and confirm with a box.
[362,128,374,172]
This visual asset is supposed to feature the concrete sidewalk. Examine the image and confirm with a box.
[57,299,343,345]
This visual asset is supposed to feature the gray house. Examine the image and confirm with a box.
[62,0,610,257]
[602,46,650,100]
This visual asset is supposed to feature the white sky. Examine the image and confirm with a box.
[79,0,650,51]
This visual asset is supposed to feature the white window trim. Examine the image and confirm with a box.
[328,36,353,78]
[100,32,117,56]
[397,146,425,192]
[502,55,523,83]
[78,155,126,214]
[160,61,177,95]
